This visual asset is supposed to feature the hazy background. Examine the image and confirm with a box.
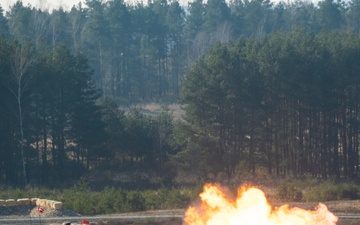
[2,0,83,12]
[1,0,318,12]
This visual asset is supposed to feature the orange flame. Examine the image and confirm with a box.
[183,183,338,225]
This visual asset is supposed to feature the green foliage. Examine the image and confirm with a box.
[5,0,358,106]
[126,191,146,212]
[1,180,360,216]
[0,39,105,184]
[94,187,119,214]
[62,180,94,215]
[3,0,360,186]
[72,187,193,214]
[340,183,360,200]
[59,184,198,215]
[276,182,304,201]
[0,185,60,201]
[303,182,342,201]
[275,180,360,202]
[179,30,360,180]
[62,190,96,215]
[303,181,360,202]
[142,188,192,209]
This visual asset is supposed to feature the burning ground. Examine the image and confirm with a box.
[184,184,337,225]
[182,183,360,225]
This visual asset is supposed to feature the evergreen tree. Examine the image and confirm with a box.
[7,1,34,43]
[242,0,273,37]
[0,6,10,38]
[347,0,360,34]
[0,38,18,183]
[105,0,131,97]
[8,42,34,184]
[166,1,185,95]
[184,0,206,64]
[70,52,106,171]
[203,0,231,33]
[317,0,344,31]
[83,0,110,93]
[101,98,127,168]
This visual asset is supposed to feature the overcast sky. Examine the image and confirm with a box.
[1,0,83,12]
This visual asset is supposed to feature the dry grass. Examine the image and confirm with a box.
[121,103,185,121]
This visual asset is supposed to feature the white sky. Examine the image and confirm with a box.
[1,0,83,12]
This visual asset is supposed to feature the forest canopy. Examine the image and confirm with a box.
[181,31,360,180]
[1,0,359,101]
[1,0,360,186]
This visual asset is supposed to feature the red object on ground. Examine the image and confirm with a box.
[38,206,44,213]
[82,220,90,225]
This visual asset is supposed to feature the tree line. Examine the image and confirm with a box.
[0,37,176,185]
[1,0,360,101]
[1,0,360,186]
[0,39,103,184]
[180,30,360,180]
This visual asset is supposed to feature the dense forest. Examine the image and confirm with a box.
[1,0,360,186]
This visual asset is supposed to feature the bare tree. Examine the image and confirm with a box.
[33,9,50,50]
[70,3,86,52]
[8,43,34,184]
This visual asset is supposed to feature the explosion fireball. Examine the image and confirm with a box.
[183,183,338,225]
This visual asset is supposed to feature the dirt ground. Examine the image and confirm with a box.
[1,200,360,225]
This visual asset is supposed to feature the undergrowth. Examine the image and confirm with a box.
[1,179,360,215]
[275,179,360,202]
